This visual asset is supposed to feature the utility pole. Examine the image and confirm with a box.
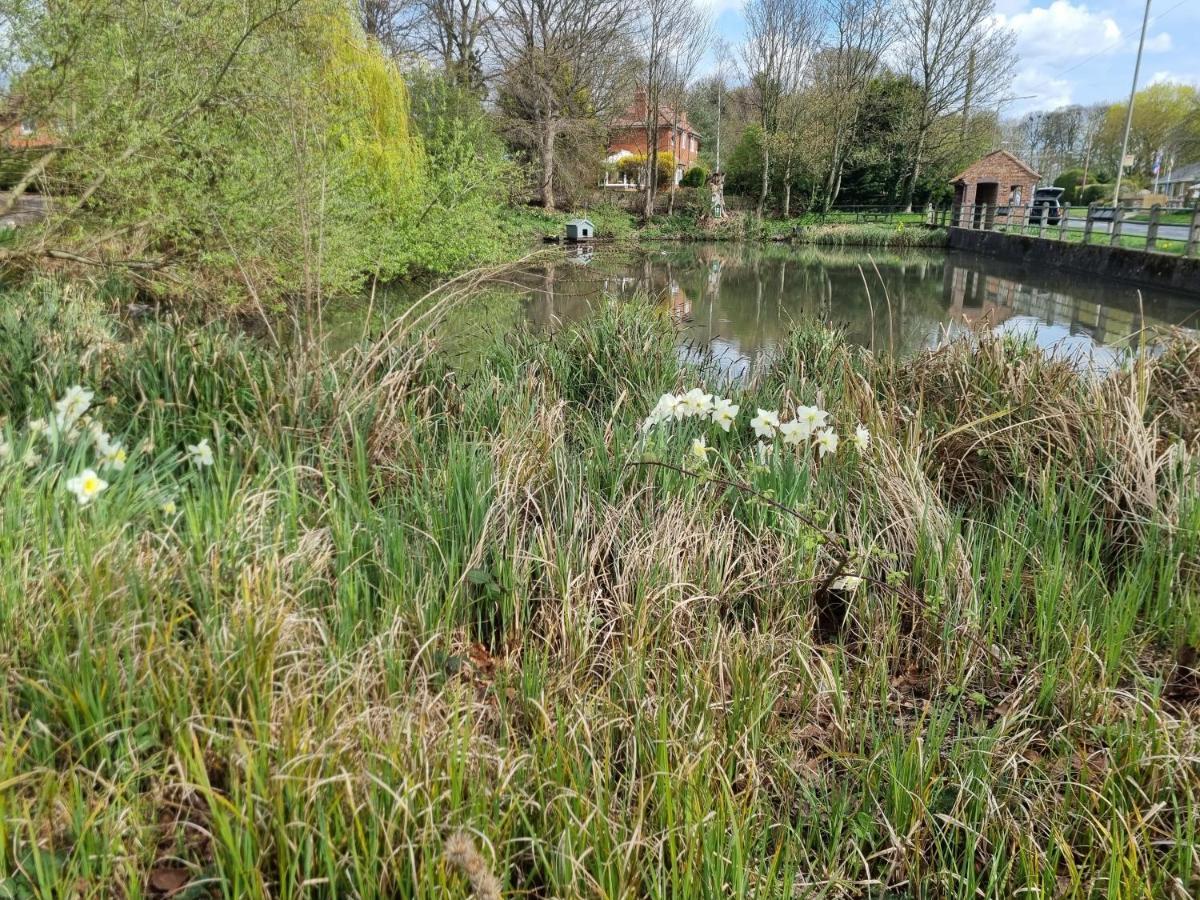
[1113,0,1152,207]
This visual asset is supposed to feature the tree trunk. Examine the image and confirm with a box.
[757,143,770,220]
[823,131,843,212]
[643,119,658,220]
[903,126,927,213]
[782,152,793,218]
[540,120,557,211]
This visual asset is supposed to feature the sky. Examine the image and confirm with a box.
[706,0,1200,118]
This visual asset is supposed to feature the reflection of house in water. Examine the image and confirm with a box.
[943,259,1160,351]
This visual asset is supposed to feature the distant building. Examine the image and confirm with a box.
[603,89,701,190]
[950,150,1040,227]
[1160,162,1200,204]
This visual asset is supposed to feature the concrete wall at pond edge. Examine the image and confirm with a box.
[947,228,1200,295]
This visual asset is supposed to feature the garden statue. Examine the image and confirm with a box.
[707,171,726,219]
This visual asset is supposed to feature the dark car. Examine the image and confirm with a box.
[1028,186,1065,226]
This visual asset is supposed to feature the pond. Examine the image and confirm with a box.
[338,243,1200,377]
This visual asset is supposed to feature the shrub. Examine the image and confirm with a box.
[679,166,708,188]
[1079,183,1114,206]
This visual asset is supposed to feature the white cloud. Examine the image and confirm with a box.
[1149,71,1200,89]
[995,2,1121,63]
[1144,32,1172,53]
[1007,67,1072,115]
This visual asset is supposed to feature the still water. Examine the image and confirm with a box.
[492,242,1200,377]
[325,243,1200,376]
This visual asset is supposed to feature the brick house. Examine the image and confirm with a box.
[603,89,701,190]
[951,150,1040,228]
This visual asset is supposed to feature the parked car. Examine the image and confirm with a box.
[1028,186,1064,226]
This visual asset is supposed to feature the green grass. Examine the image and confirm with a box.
[1,277,1199,898]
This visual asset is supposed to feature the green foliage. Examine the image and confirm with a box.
[2,281,1199,897]
[679,166,708,188]
[1054,168,1085,204]
[1080,183,1113,205]
[1,0,514,302]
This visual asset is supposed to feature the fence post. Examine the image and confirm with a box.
[1083,203,1096,245]
[1109,205,1125,248]
[1188,205,1200,258]
[1146,204,1161,252]
[1037,204,1046,239]
[1058,203,1070,241]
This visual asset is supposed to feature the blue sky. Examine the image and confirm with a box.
[707,0,1200,117]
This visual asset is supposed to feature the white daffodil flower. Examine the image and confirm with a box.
[853,424,870,451]
[28,418,49,439]
[711,398,739,432]
[750,409,780,439]
[66,468,108,505]
[754,442,775,465]
[187,438,214,467]
[778,421,807,445]
[690,435,714,464]
[54,385,93,430]
[22,448,41,468]
[795,405,829,438]
[682,388,714,418]
[815,428,839,457]
[99,441,127,472]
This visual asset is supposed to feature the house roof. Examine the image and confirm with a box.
[1161,161,1200,184]
[951,150,1041,184]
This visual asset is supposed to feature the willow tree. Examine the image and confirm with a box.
[0,0,467,299]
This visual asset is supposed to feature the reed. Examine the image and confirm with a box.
[0,278,1197,898]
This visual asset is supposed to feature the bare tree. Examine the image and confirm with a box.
[896,0,1014,210]
[742,0,821,219]
[490,0,630,210]
[634,0,711,217]
[356,0,490,89]
[817,0,893,210]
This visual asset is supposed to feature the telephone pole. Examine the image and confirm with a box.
[1113,0,1152,207]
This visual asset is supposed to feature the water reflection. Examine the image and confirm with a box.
[514,243,1200,376]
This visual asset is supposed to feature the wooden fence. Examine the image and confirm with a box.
[936,202,1200,258]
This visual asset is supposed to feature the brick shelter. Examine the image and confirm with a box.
[951,150,1040,228]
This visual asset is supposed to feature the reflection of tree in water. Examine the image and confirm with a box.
[503,243,1200,371]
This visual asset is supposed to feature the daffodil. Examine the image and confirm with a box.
[830,575,863,591]
[22,448,41,469]
[711,397,739,432]
[681,388,714,417]
[642,393,682,432]
[794,405,829,438]
[186,438,214,467]
[27,418,49,439]
[815,428,839,457]
[98,441,127,471]
[0,440,10,462]
[852,424,870,452]
[778,420,807,445]
[750,409,780,439]
[160,497,177,516]
[54,385,93,430]
[754,442,775,466]
[66,468,108,505]
[690,435,714,464]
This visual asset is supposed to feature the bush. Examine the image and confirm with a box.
[1054,168,1084,204]
[679,166,708,188]
[1079,183,1114,206]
